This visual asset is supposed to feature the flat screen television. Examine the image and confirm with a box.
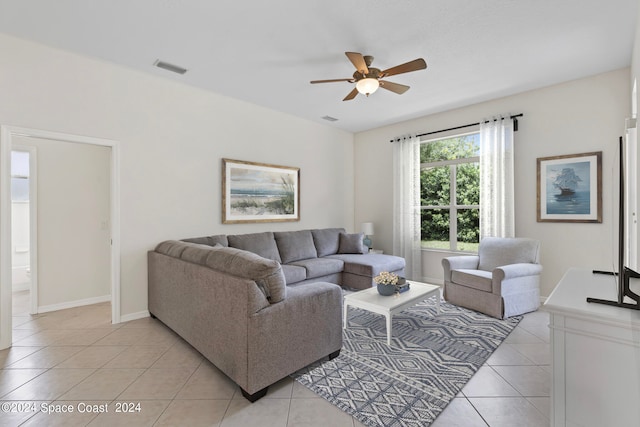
[588,136,640,310]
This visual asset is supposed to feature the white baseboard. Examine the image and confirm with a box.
[421,276,444,286]
[38,294,111,314]
[119,310,150,323]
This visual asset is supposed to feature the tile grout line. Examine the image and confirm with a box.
[462,395,491,427]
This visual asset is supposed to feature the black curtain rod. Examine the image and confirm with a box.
[389,113,523,143]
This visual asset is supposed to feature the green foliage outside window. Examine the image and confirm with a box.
[420,135,480,251]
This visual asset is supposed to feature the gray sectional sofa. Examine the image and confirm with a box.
[147,228,405,401]
[182,228,405,290]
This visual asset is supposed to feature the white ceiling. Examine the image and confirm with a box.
[0,0,637,132]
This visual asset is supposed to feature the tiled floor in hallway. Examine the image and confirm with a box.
[2,290,550,426]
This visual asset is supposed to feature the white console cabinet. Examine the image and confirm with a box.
[542,268,640,427]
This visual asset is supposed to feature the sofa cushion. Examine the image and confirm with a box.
[311,228,345,257]
[451,269,493,292]
[155,240,204,258]
[328,253,405,277]
[182,234,229,247]
[180,243,222,264]
[290,258,344,279]
[281,264,307,285]
[337,232,367,254]
[227,232,282,263]
[156,240,224,263]
[274,230,317,263]
[204,246,286,303]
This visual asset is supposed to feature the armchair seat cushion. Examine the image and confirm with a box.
[451,269,493,292]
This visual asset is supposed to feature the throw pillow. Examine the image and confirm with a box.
[337,232,367,254]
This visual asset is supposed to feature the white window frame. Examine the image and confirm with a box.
[420,131,480,252]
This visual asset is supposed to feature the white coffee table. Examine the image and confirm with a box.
[343,281,441,346]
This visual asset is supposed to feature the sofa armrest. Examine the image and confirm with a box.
[442,255,480,281]
[246,282,342,394]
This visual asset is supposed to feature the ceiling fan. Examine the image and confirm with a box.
[310,52,427,101]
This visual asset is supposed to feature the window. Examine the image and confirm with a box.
[420,133,480,252]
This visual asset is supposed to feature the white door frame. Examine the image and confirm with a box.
[0,126,121,349]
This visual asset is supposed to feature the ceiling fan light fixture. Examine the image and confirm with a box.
[356,78,379,96]
[311,52,426,101]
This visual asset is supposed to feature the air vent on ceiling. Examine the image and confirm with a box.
[153,59,188,75]
[322,115,338,122]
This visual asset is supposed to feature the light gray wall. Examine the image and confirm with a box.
[0,33,354,318]
[354,68,631,297]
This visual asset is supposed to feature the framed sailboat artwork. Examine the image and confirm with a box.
[537,151,602,223]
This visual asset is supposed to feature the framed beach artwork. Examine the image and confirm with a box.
[537,151,602,223]
[222,158,300,224]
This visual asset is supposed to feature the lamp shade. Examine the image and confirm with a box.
[355,78,379,96]
[361,222,374,236]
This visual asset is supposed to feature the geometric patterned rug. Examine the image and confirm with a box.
[291,297,521,427]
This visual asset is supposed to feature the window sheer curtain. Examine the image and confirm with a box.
[393,135,422,280]
[479,115,515,239]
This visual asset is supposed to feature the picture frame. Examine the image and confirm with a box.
[222,158,300,224]
[537,151,602,223]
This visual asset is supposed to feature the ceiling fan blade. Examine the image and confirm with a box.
[345,52,369,75]
[380,80,410,94]
[381,58,427,78]
[310,78,354,84]
[343,88,359,101]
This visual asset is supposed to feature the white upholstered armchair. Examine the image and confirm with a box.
[442,237,542,319]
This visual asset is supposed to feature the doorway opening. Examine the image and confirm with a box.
[0,126,121,350]
[10,148,37,316]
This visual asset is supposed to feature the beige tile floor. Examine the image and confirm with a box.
[2,290,550,426]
